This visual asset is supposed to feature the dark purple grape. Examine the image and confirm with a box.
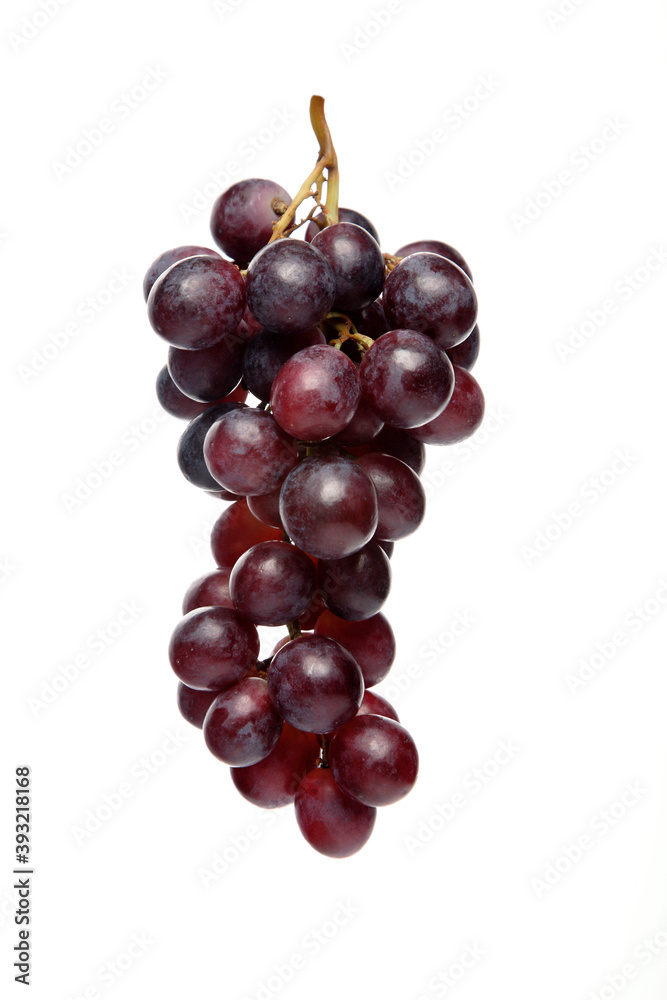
[148,255,246,351]
[347,299,389,340]
[270,345,360,442]
[168,606,259,691]
[356,453,426,541]
[182,569,233,615]
[318,542,391,621]
[356,690,399,722]
[360,329,454,429]
[395,239,473,282]
[231,723,320,808]
[203,677,282,766]
[383,253,477,350]
[330,715,419,807]
[229,541,316,626]
[177,402,244,491]
[295,766,376,858]
[314,611,395,687]
[203,408,297,496]
[368,425,426,475]
[267,634,364,733]
[242,328,325,403]
[332,396,384,446]
[143,246,222,301]
[177,682,219,728]
[246,486,283,529]
[210,500,283,570]
[305,207,380,246]
[410,364,485,445]
[279,454,378,560]
[311,223,384,311]
[156,365,210,420]
[446,323,480,371]
[167,334,245,403]
[245,240,335,335]
[210,178,292,267]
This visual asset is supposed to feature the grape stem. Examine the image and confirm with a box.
[318,734,330,768]
[268,95,339,243]
[384,252,402,274]
[325,312,374,355]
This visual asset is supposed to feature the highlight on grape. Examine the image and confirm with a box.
[144,95,486,857]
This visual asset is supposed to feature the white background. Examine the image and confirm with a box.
[2,0,667,997]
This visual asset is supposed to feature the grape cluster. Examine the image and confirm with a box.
[145,100,485,858]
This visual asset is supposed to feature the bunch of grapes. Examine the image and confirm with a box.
[144,97,485,858]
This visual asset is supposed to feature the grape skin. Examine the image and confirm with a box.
[210,178,292,266]
[305,206,380,246]
[177,402,245,492]
[229,541,317,627]
[279,454,378,560]
[203,677,282,767]
[210,500,283,571]
[317,542,391,622]
[394,239,473,282]
[182,569,233,615]
[177,682,218,729]
[267,634,364,734]
[314,610,395,687]
[329,715,419,807]
[203,408,298,497]
[383,253,477,350]
[168,606,259,692]
[242,327,326,403]
[311,222,385,311]
[356,452,426,542]
[231,723,320,808]
[295,766,376,858]
[246,240,336,335]
[410,364,485,445]
[167,335,245,403]
[446,323,480,371]
[270,345,360,442]
[359,329,455,430]
[148,255,246,351]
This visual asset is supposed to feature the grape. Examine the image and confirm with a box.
[242,327,325,403]
[231,723,320,808]
[177,402,244,491]
[203,408,298,496]
[210,499,282,570]
[148,255,246,350]
[267,634,364,733]
[311,223,384,311]
[356,690,399,722]
[245,240,336,335]
[157,365,222,421]
[157,376,247,421]
[446,323,480,371]
[177,682,219,729]
[305,206,380,246]
[356,452,426,541]
[168,334,245,403]
[210,178,292,266]
[410,364,485,445]
[298,597,326,631]
[347,299,389,341]
[395,239,473,282]
[229,541,317,626]
[318,542,391,621]
[383,253,477,350]
[359,329,454,429]
[246,486,283,528]
[314,610,395,687]
[203,677,282,766]
[332,395,384,446]
[143,245,222,301]
[294,766,376,858]
[279,454,378,560]
[270,345,360,442]
[182,569,233,614]
[168,606,259,691]
[367,424,426,475]
[329,715,418,806]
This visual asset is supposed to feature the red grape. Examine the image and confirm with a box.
[210,178,292,266]
[410,364,485,445]
[311,222,384,311]
[177,682,218,729]
[203,408,297,496]
[383,253,477,350]
[143,246,222,301]
[356,452,426,541]
[356,690,400,722]
[270,345,360,442]
[294,766,376,858]
[229,541,317,626]
[246,240,335,335]
[182,569,233,614]
[148,255,245,350]
[314,610,395,687]
[231,723,320,808]
[395,239,473,282]
[210,500,283,570]
[317,542,391,621]
[168,606,259,691]
[329,715,418,806]
[203,677,282,766]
